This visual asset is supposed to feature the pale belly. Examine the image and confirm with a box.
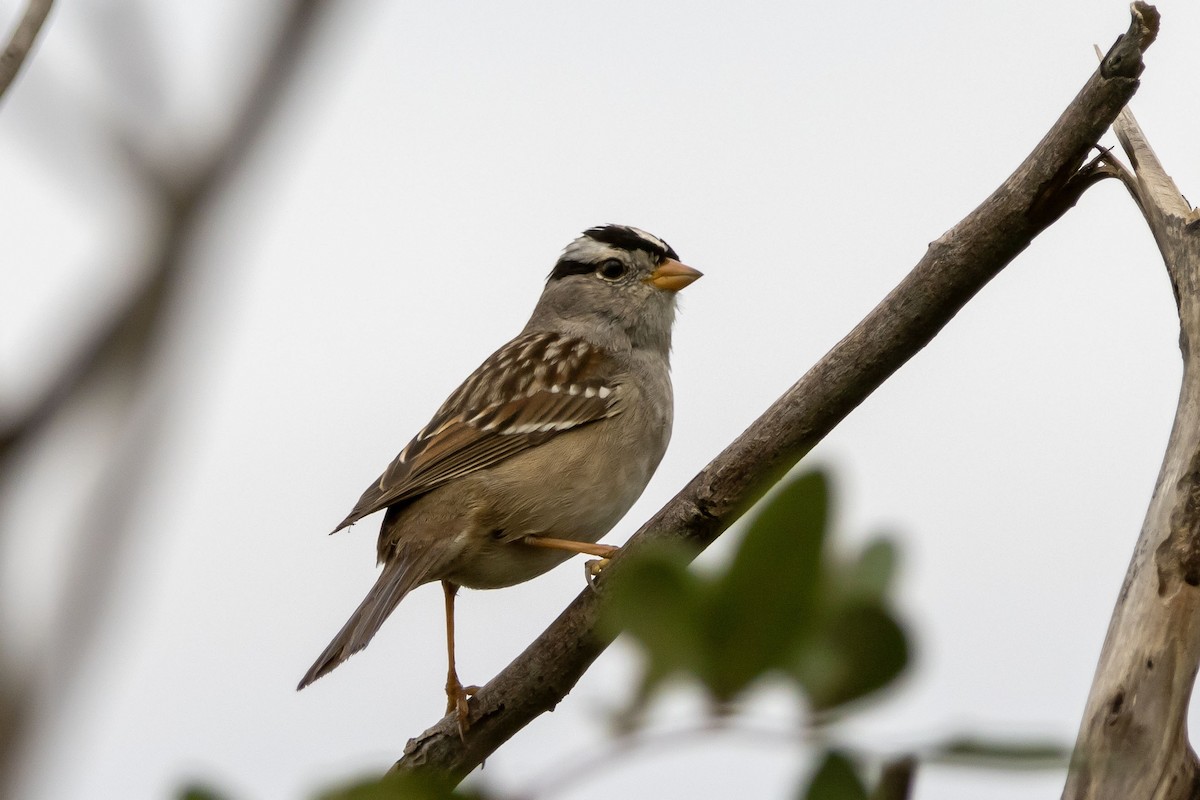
[444,410,670,589]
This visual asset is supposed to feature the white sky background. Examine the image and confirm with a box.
[2,1,1198,798]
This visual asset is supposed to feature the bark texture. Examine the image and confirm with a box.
[393,4,1159,781]
[1063,7,1200,797]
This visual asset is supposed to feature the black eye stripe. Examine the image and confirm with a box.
[548,226,680,282]
[547,259,595,280]
[548,257,628,281]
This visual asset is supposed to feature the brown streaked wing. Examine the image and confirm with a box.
[331,332,622,532]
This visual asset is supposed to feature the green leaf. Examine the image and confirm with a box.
[178,786,232,800]
[840,537,898,602]
[703,470,830,699]
[794,602,909,712]
[606,467,912,718]
[801,750,868,800]
[603,542,704,692]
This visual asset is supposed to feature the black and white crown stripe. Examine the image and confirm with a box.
[549,224,679,281]
[581,225,678,261]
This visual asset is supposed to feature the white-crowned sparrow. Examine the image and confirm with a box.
[297,225,701,730]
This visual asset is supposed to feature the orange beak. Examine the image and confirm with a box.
[645,258,703,292]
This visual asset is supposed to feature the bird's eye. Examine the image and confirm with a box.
[597,259,626,281]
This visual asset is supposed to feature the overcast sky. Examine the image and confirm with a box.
[4,1,1200,799]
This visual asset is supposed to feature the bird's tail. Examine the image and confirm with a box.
[297,550,441,690]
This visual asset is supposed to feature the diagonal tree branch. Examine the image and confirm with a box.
[391,3,1159,780]
[0,0,53,104]
[1062,8,1200,798]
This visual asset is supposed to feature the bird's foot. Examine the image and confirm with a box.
[585,557,611,589]
[445,679,480,738]
[520,536,619,589]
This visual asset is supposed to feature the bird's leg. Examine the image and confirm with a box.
[441,580,477,737]
[521,536,620,588]
[522,536,620,558]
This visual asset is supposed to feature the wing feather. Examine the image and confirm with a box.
[332,332,622,532]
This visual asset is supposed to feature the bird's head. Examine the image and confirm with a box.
[529,224,702,354]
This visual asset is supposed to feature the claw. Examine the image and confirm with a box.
[445,680,479,738]
[585,557,611,589]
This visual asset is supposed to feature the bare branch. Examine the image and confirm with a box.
[1063,21,1200,800]
[391,3,1158,780]
[0,0,53,104]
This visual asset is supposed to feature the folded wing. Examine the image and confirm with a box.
[332,331,623,533]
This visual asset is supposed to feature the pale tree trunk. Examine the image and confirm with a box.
[1063,17,1200,798]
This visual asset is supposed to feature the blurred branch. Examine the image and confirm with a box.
[51,0,335,673]
[0,0,53,104]
[0,0,329,470]
[0,2,334,798]
[1063,8,1200,798]
[392,3,1157,780]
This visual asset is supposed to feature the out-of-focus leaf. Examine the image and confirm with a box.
[178,786,232,800]
[316,771,488,800]
[794,602,909,712]
[604,541,704,694]
[801,750,868,800]
[839,537,898,602]
[703,471,829,699]
[928,735,1070,769]
[606,467,912,717]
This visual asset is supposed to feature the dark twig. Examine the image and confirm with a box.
[391,3,1157,781]
[870,756,916,800]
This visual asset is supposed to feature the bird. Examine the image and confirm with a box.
[297,224,701,732]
